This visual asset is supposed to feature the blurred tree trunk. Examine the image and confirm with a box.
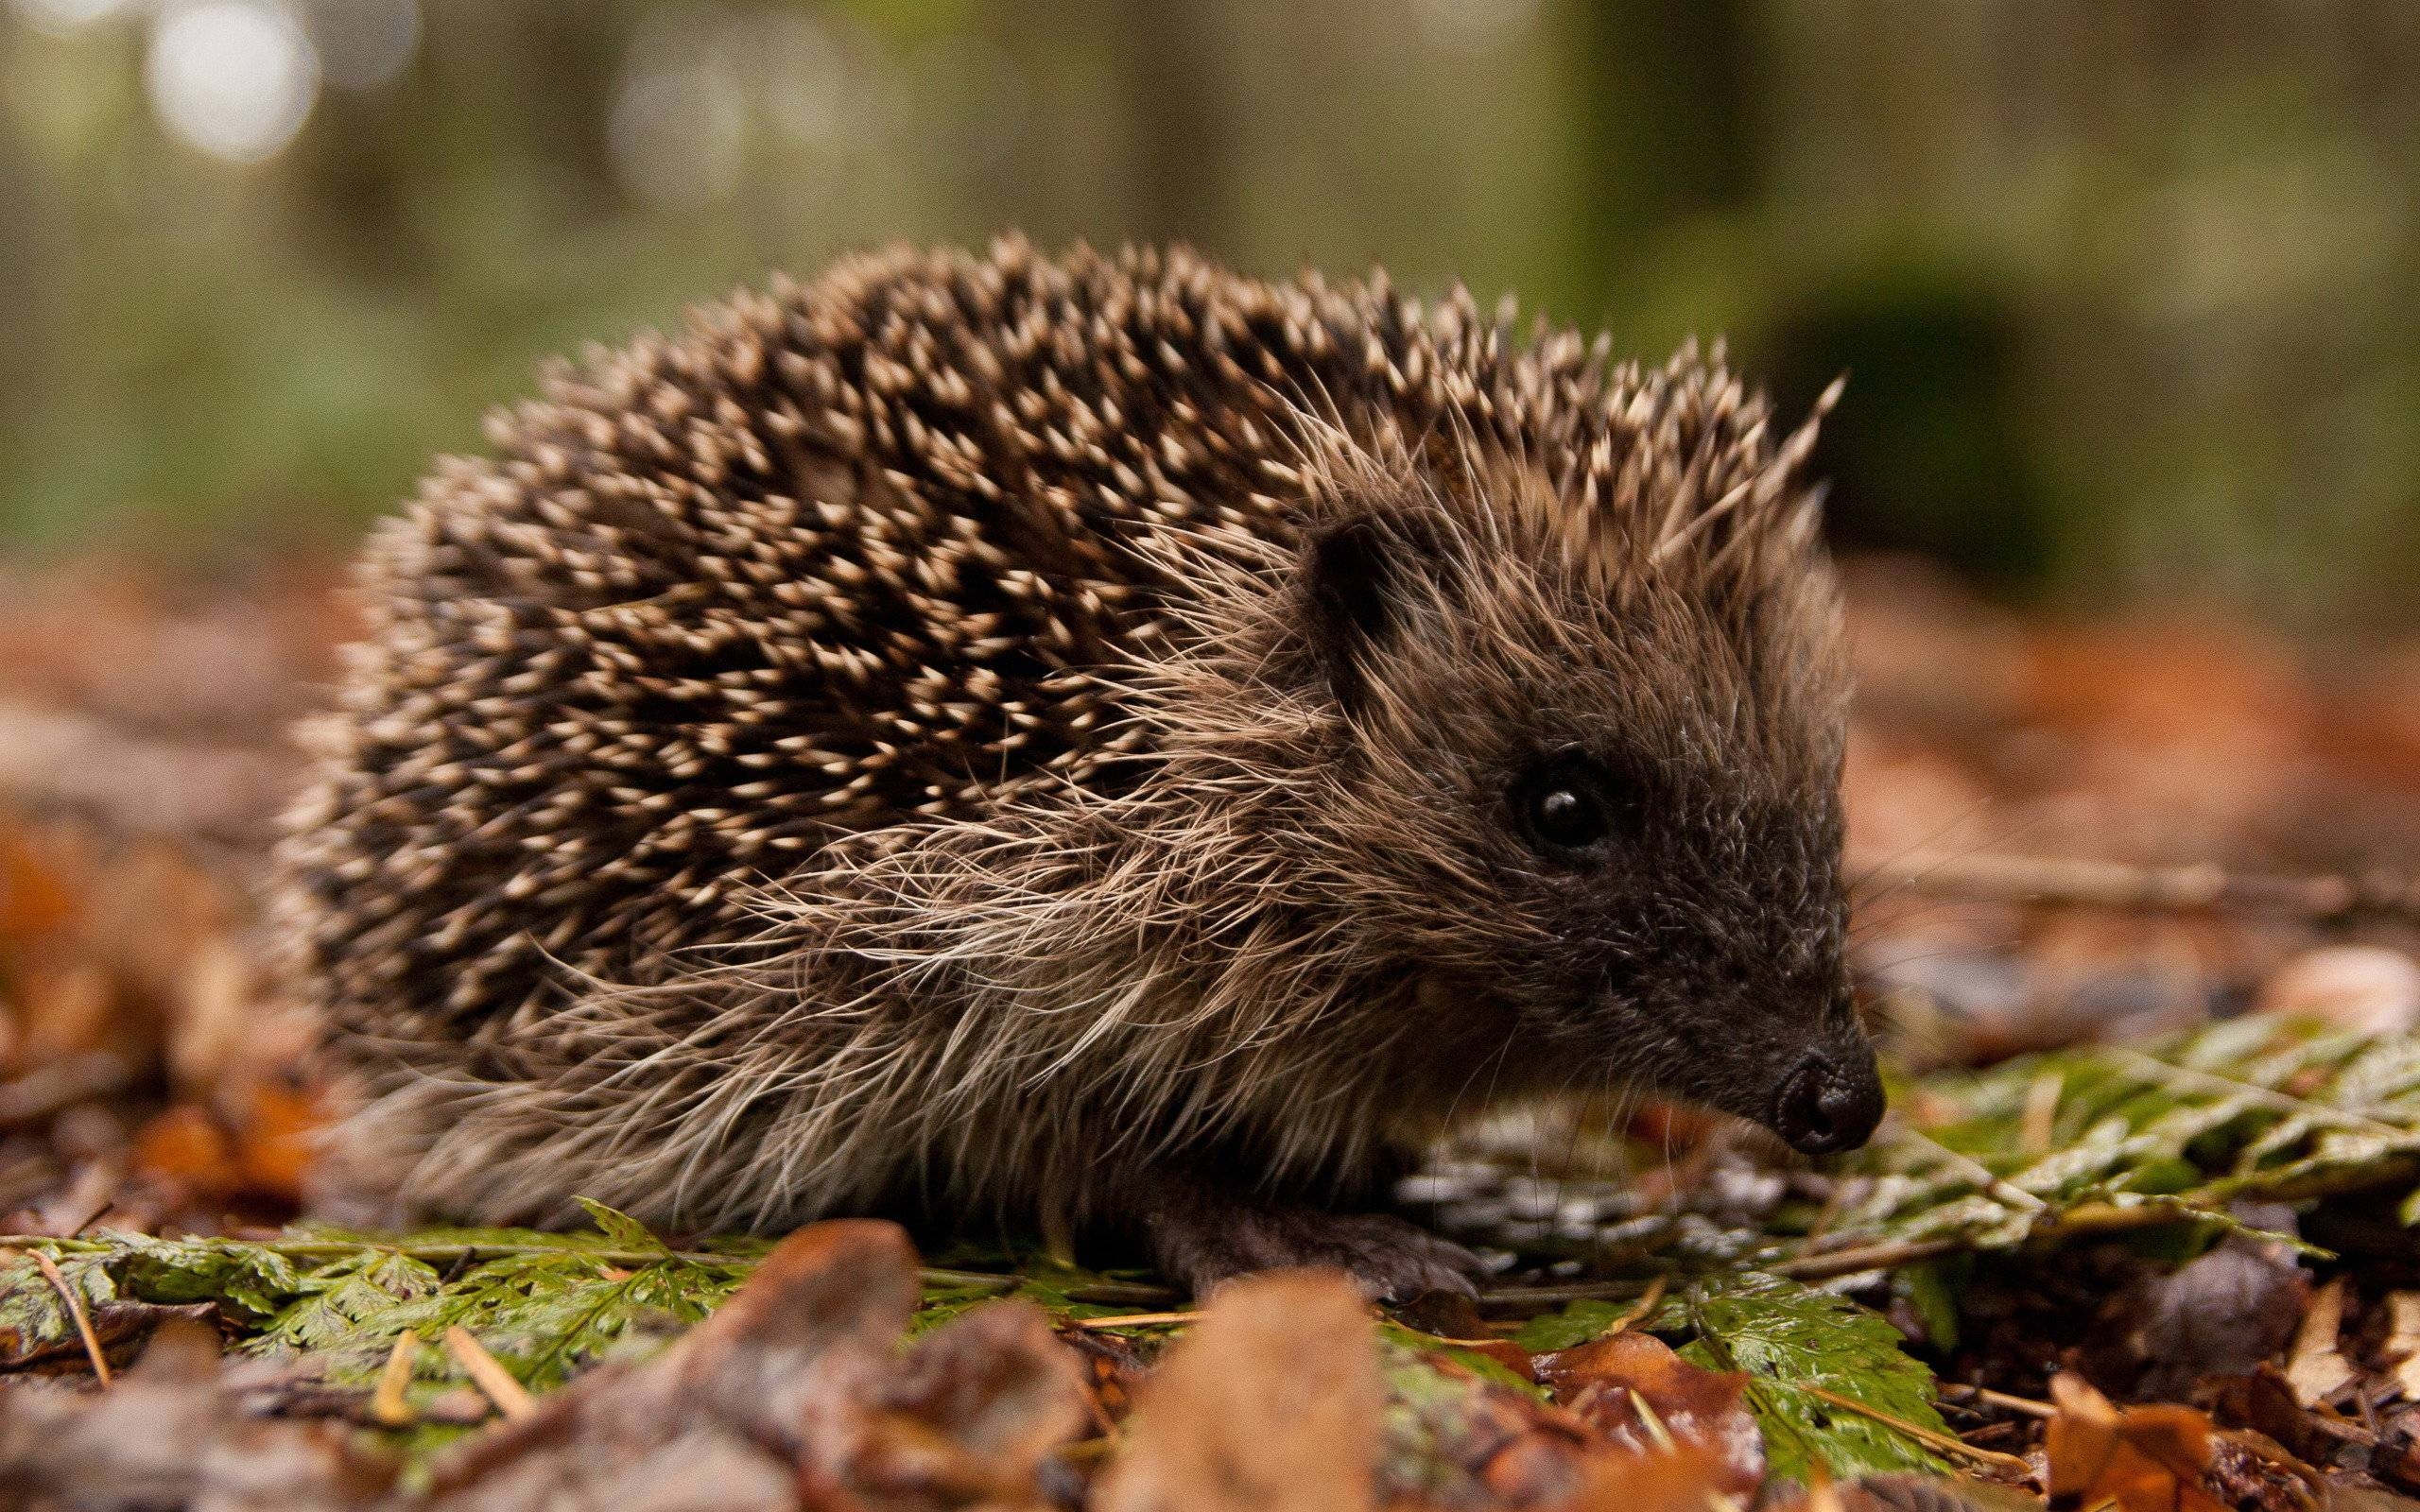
[1108,0,1233,247]
[278,1,630,285]
[0,26,48,471]
[486,0,627,214]
[1556,0,1763,320]
[420,0,625,212]
[285,93,428,281]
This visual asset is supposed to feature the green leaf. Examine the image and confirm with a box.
[0,1248,121,1363]
[997,1256,1139,1324]
[0,1223,772,1403]
[1893,1259,1964,1354]
[909,1276,1019,1337]
[257,1249,443,1355]
[1668,1271,1951,1484]
[1378,1345,1534,1506]
[571,1198,668,1253]
[113,1233,305,1322]
[366,1249,751,1392]
[1511,1297,1639,1352]
[1377,1322,1546,1400]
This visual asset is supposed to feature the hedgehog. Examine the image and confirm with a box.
[272,237,1882,1299]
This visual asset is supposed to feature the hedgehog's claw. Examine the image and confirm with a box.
[1145,1194,1483,1303]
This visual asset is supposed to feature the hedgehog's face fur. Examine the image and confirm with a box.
[1254,438,1880,1157]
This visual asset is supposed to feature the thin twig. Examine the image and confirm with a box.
[1776,1194,2303,1283]
[40,1160,120,1241]
[0,1054,135,1130]
[1477,1279,1653,1308]
[444,1326,536,1422]
[1629,1388,1679,1452]
[4,1233,753,1271]
[2020,1072,2065,1157]
[1851,850,2420,927]
[1799,1383,2031,1474]
[1611,1274,1669,1332]
[1943,1383,2058,1420]
[1398,1283,1663,1351]
[1888,1122,2048,1213]
[1072,1309,1204,1331]
[31,1251,111,1386]
[1771,1237,1962,1281]
[1804,1180,1853,1246]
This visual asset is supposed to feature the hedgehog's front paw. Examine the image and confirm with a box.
[1145,1196,1482,1303]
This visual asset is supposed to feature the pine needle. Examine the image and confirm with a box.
[1891,1123,2048,1212]
[1610,1275,1668,1334]
[31,1251,110,1386]
[2107,1045,2419,1143]
[445,1326,536,1422]
[369,1330,420,1427]
[1629,1387,1679,1452]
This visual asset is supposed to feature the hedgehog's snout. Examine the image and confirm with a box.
[1767,1042,1884,1155]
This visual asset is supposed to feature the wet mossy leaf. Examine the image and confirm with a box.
[1830,1020,2420,1260]
[1660,1271,1953,1484]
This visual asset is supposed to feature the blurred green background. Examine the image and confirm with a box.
[4,0,2417,625]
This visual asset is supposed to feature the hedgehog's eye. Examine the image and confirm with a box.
[1512,754,1616,858]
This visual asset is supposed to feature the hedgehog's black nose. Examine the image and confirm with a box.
[1770,1048,1885,1155]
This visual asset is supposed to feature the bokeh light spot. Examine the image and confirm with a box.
[145,0,320,165]
[609,26,749,207]
[6,0,135,34]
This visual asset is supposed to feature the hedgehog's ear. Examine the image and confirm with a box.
[1300,511,1437,712]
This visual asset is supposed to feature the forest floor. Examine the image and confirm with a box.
[3,551,2420,1511]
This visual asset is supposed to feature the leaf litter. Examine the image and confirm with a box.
[6,558,2420,1507]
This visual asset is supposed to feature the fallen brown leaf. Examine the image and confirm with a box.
[0,1318,393,1510]
[2287,1280,2358,1408]
[0,1289,216,1374]
[1096,1268,1385,1512]
[2382,1294,2420,1404]
[424,1218,1087,1512]
[2259,947,2420,1036]
[856,1297,1093,1507]
[2046,1372,2226,1512]
[132,1104,240,1195]
[233,1081,321,1200]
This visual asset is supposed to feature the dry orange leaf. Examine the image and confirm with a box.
[1549,1443,1744,1512]
[233,1082,321,1199]
[2045,1372,2224,1512]
[0,822,79,940]
[1535,1328,1765,1496]
[133,1104,240,1195]
[134,1086,322,1203]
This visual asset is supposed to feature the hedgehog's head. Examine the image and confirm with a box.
[1272,366,1878,1156]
